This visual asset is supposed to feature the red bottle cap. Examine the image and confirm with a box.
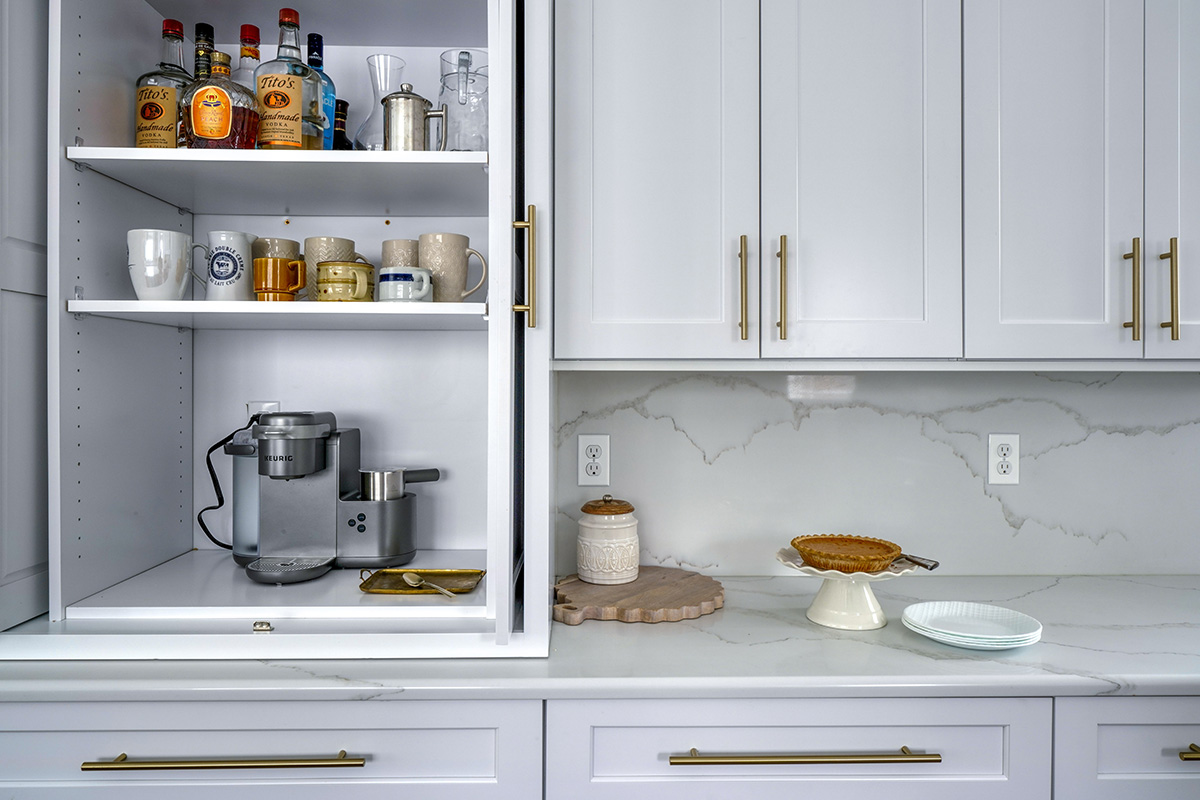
[240,24,260,44]
[162,19,184,38]
[279,8,299,26]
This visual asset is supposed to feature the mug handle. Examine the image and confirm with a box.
[190,243,210,285]
[462,249,488,299]
[415,270,432,300]
[353,252,370,264]
[352,269,369,300]
[287,259,305,293]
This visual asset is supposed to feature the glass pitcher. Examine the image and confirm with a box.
[354,53,407,150]
[438,48,488,151]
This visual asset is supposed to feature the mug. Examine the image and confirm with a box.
[253,257,305,301]
[378,266,433,302]
[316,260,374,302]
[127,228,192,301]
[419,232,487,302]
[381,238,420,268]
[304,237,368,301]
[193,230,257,301]
[251,237,301,260]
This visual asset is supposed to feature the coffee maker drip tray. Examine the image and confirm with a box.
[246,557,336,584]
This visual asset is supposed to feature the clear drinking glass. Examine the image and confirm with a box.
[354,53,407,150]
[438,48,488,151]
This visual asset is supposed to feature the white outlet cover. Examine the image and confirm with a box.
[988,433,1019,485]
[578,433,610,487]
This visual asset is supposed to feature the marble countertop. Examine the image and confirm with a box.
[0,574,1196,702]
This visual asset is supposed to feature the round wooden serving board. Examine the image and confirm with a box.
[553,566,724,625]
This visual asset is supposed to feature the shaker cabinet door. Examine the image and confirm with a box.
[964,0,1145,359]
[554,0,760,359]
[760,0,962,359]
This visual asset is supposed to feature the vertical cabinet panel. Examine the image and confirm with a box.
[554,0,760,359]
[964,0,1145,358]
[761,0,961,358]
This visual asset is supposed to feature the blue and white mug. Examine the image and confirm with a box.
[378,265,433,302]
[194,230,257,301]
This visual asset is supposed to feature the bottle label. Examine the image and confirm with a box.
[135,85,178,148]
[256,74,303,148]
[191,86,233,140]
[240,45,260,61]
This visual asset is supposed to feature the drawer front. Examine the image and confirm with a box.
[1055,696,1200,799]
[547,697,1052,800]
[0,700,541,798]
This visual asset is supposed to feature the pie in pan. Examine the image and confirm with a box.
[790,534,901,573]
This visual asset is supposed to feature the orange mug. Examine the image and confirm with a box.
[253,257,305,301]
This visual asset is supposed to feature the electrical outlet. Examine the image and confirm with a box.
[578,434,610,486]
[988,433,1019,485]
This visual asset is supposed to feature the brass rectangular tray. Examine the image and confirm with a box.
[358,568,485,595]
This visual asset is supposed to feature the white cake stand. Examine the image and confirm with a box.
[775,547,918,630]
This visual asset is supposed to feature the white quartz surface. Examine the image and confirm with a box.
[1,574,1196,702]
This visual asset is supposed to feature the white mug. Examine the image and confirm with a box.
[418,232,487,302]
[378,266,433,301]
[194,230,257,301]
[127,228,192,301]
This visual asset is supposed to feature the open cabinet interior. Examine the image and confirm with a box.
[10,0,550,659]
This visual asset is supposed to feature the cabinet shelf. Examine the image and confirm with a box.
[67,299,489,331]
[66,147,490,217]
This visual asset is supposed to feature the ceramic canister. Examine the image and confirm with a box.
[577,494,639,585]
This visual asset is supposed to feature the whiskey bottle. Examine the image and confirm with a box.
[193,23,214,80]
[332,99,353,150]
[231,24,260,92]
[255,8,323,150]
[134,19,191,148]
[180,51,260,149]
[306,33,336,150]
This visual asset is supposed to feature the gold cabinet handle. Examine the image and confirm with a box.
[669,746,941,766]
[776,234,788,340]
[82,749,366,771]
[512,204,537,328]
[738,234,749,341]
[1159,236,1180,340]
[1123,237,1142,340]
[1182,743,1200,761]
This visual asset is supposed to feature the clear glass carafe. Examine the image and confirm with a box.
[438,48,488,151]
[354,53,407,151]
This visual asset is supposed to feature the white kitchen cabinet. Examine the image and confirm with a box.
[965,0,1200,360]
[0,0,552,659]
[546,697,1053,799]
[555,0,961,361]
[0,699,543,797]
[1054,696,1200,798]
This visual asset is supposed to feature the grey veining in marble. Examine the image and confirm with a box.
[555,372,1200,576]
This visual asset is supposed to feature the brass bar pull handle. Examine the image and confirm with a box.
[1182,743,1200,761]
[512,204,537,328]
[670,746,941,766]
[82,749,366,771]
[1123,237,1142,340]
[1159,236,1180,340]
[776,234,788,340]
[738,234,749,341]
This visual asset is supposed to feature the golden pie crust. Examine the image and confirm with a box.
[790,535,901,573]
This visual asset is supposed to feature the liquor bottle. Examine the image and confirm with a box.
[193,23,215,80]
[332,99,353,150]
[231,24,260,92]
[135,19,191,148]
[180,51,260,149]
[306,33,336,150]
[254,8,323,150]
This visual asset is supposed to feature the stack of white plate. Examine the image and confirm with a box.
[902,601,1042,650]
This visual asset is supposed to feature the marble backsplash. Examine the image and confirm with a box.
[554,372,1200,577]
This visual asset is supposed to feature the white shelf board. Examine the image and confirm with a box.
[67,147,490,217]
[68,299,489,331]
[68,548,489,621]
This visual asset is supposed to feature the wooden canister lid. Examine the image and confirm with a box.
[580,494,634,515]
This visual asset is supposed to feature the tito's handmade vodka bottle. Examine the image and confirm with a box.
[134,19,191,148]
[254,7,323,149]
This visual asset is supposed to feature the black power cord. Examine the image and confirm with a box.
[196,414,261,549]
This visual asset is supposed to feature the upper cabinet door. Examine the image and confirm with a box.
[760,0,962,359]
[554,0,760,359]
[964,0,1145,359]
[1145,0,1200,358]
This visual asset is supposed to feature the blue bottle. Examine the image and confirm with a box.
[306,33,335,150]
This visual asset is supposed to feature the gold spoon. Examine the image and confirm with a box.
[402,572,455,598]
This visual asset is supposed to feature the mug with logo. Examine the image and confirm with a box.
[418,232,487,302]
[253,257,305,301]
[316,260,374,302]
[194,230,257,300]
[127,228,193,301]
[304,237,368,301]
[378,265,432,302]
